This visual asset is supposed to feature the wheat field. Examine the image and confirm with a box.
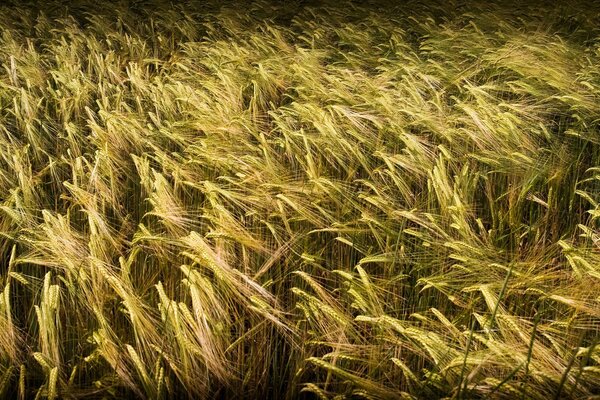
[0,0,599,398]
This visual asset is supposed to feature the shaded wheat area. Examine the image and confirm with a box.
[0,0,600,398]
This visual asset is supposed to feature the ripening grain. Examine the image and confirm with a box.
[0,0,599,398]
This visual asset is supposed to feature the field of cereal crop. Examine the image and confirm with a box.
[0,1,600,398]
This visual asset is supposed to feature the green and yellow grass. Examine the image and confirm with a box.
[0,0,600,398]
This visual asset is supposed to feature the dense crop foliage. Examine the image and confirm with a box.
[1,0,600,398]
